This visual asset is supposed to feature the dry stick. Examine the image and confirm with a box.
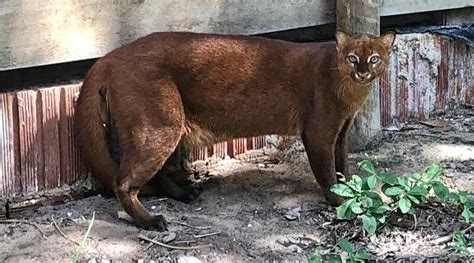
[193,231,221,239]
[144,234,160,251]
[137,233,212,250]
[169,221,211,230]
[0,219,47,239]
[432,224,474,245]
[412,214,418,231]
[173,240,197,244]
[51,216,80,245]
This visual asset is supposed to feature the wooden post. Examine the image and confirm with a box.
[337,0,381,151]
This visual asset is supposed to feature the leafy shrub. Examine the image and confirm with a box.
[331,160,473,236]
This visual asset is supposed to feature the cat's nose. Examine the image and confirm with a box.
[356,72,370,80]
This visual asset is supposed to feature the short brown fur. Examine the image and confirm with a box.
[75,31,395,230]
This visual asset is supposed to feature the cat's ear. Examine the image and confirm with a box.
[379,32,396,51]
[335,30,350,47]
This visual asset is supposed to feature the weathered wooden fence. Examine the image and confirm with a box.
[0,32,472,198]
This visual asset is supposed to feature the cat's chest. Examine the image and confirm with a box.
[336,83,371,113]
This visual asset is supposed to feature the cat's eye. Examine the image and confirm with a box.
[346,54,358,64]
[369,55,380,64]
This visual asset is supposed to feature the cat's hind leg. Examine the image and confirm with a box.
[111,77,186,230]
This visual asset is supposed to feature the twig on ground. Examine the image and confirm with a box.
[51,215,80,245]
[172,240,197,244]
[169,221,211,230]
[0,219,47,239]
[144,234,159,251]
[137,233,212,250]
[412,214,418,231]
[193,231,221,239]
[432,224,474,245]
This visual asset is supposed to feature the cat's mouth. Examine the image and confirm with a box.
[352,73,375,85]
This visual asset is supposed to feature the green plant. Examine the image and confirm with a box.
[330,172,388,236]
[458,191,474,223]
[331,160,473,236]
[308,239,371,263]
[447,228,474,257]
[72,211,96,263]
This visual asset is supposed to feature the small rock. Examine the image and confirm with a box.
[449,163,456,169]
[288,244,303,253]
[178,256,201,263]
[117,211,133,222]
[151,206,156,210]
[284,207,302,221]
[66,212,72,217]
[163,232,177,243]
[277,237,290,245]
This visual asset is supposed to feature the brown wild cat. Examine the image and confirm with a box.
[75,30,395,230]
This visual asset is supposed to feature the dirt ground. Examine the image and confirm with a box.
[1,107,473,262]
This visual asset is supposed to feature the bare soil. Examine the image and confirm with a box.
[1,107,473,262]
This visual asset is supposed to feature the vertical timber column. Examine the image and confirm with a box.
[337,0,381,151]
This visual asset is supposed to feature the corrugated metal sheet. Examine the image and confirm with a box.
[0,93,19,196]
[380,33,472,127]
[1,85,88,197]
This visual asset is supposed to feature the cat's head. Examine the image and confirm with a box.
[335,30,395,85]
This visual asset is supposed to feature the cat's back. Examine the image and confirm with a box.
[103,31,306,68]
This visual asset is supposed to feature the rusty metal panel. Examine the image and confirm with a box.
[0,93,20,197]
[40,88,61,189]
[59,85,86,185]
[212,142,227,159]
[236,138,247,155]
[17,90,43,193]
[190,147,208,162]
[379,33,472,127]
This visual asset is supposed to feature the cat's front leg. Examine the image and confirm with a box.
[335,117,354,180]
[302,124,344,206]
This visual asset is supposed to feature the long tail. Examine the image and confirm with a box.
[74,64,118,193]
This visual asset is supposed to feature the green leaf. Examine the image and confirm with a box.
[376,215,386,224]
[367,175,377,190]
[365,197,374,208]
[337,198,355,220]
[354,250,371,260]
[398,176,410,189]
[459,191,469,204]
[347,175,363,192]
[383,186,405,196]
[448,192,460,202]
[431,181,449,200]
[409,186,428,196]
[372,204,390,214]
[453,228,468,247]
[424,164,442,181]
[378,172,398,185]
[407,195,421,205]
[362,214,377,236]
[357,160,376,175]
[399,197,412,214]
[409,173,421,180]
[308,252,323,263]
[362,191,384,208]
[351,203,364,214]
[325,254,343,262]
[331,184,355,197]
[461,206,473,223]
[337,238,353,253]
